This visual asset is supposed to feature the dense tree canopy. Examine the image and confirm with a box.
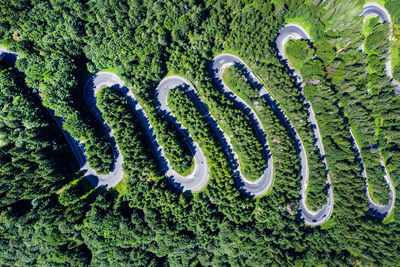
[0,0,400,266]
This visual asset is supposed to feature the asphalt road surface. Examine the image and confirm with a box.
[0,55,211,191]
[363,2,400,95]
[210,55,274,197]
[155,76,210,192]
[61,72,212,192]
[80,72,126,188]
[275,24,334,226]
[349,130,395,216]
[2,11,395,221]
[0,48,125,188]
[84,73,212,191]
[357,2,396,216]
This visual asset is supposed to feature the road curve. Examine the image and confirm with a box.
[0,48,125,188]
[85,73,211,192]
[81,72,126,188]
[362,2,400,95]
[275,24,334,226]
[349,130,395,216]
[210,54,274,197]
[358,2,396,216]
[0,49,211,192]
[155,76,210,192]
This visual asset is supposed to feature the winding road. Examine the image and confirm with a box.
[75,73,212,192]
[363,2,400,95]
[0,47,211,191]
[0,48,125,188]
[155,76,210,192]
[2,6,396,223]
[275,24,334,225]
[275,11,395,219]
[157,74,275,197]
[354,2,396,216]
[0,45,331,225]
[349,129,395,216]
[210,55,274,197]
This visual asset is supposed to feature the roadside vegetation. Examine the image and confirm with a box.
[206,72,266,181]
[352,20,392,205]
[386,0,400,81]
[224,65,328,210]
[96,87,161,179]
[58,176,94,206]
[0,0,399,266]
[283,41,329,210]
[285,39,315,71]
[0,59,78,205]
[147,106,194,175]
[221,64,301,199]
[227,0,399,262]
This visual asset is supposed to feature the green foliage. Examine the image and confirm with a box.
[1,0,400,266]
[220,68,266,181]
[216,65,301,200]
[363,17,381,37]
[365,23,390,55]
[393,63,400,81]
[63,111,114,174]
[300,58,325,79]
[83,0,196,175]
[167,86,255,223]
[96,87,161,179]
[0,61,77,206]
[346,19,394,205]
[59,176,93,206]
[0,197,92,266]
[303,84,318,101]
[0,0,114,174]
[148,110,193,175]
[227,1,399,265]
[285,39,315,70]
[386,0,400,25]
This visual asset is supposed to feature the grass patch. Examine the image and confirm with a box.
[166,69,177,77]
[321,216,335,229]
[101,67,119,74]
[285,39,315,71]
[58,176,95,206]
[383,208,395,224]
[365,0,386,7]
[367,183,381,205]
[216,48,241,57]
[56,184,69,195]
[57,173,93,196]
[115,175,127,195]
[390,30,400,81]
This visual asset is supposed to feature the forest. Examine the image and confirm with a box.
[0,0,400,266]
